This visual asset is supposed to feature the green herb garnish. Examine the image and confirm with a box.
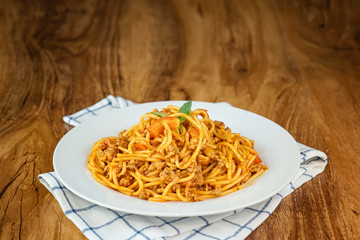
[178,101,192,123]
[178,101,192,133]
[151,112,166,118]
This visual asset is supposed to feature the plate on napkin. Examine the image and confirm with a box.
[53,101,300,217]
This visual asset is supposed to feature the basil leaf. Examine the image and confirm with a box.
[178,101,192,123]
[151,112,166,117]
[178,101,192,133]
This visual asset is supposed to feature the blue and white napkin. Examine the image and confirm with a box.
[38,95,328,240]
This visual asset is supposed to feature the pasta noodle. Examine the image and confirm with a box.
[88,103,268,202]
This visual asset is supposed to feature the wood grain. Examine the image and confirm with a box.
[1,0,359,239]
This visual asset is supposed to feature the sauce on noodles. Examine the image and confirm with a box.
[88,102,268,202]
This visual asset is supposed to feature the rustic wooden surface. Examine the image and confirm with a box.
[1,0,359,239]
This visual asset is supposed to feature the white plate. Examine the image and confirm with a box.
[53,101,300,217]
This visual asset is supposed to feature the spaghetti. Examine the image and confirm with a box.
[88,102,268,202]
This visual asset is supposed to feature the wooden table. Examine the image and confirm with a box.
[1,0,359,239]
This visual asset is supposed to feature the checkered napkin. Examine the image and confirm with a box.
[38,95,328,240]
